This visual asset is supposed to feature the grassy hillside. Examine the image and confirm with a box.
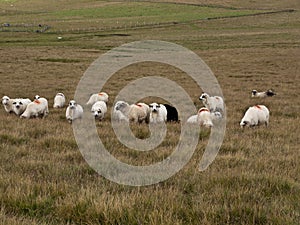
[0,0,299,224]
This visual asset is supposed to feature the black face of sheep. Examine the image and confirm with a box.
[266,89,276,96]
[252,90,257,95]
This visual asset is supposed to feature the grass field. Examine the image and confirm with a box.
[0,0,300,224]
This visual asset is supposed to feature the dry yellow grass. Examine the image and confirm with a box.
[0,0,299,224]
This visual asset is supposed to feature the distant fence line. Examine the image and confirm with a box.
[0,9,295,34]
[0,23,50,33]
[0,21,179,34]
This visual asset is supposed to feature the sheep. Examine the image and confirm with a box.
[112,102,129,122]
[12,98,31,116]
[240,105,269,128]
[53,93,66,108]
[149,102,167,123]
[20,98,49,119]
[66,100,83,123]
[187,107,213,127]
[251,89,276,98]
[197,107,213,127]
[91,101,107,121]
[114,101,149,123]
[34,95,49,115]
[86,92,109,105]
[163,104,179,122]
[2,96,14,113]
[135,102,150,123]
[199,92,224,114]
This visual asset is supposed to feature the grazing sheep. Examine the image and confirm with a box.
[12,98,31,116]
[66,100,83,123]
[135,102,150,123]
[112,102,129,122]
[20,98,49,119]
[251,89,276,98]
[86,92,109,105]
[53,93,66,108]
[2,96,14,113]
[114,101,149,123]
[240,105,269,128]
[91,101,107,121]
[163,104,179,122]
[149,103,167,123]
[197,107,213,127]
[199,92,224,113]
[34,95,49,115]
[187,107,213,127]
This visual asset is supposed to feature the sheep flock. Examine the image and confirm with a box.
[2,88,276,129]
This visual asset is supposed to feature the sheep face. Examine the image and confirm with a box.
[92,109,104,119]
[2,96,10,105]
[115,101,128,111]
[93,109,101,117]
[251,90,257,97]
[240,120,249,128]
[69,100,77,109]
[199,93,209,101]
[34,95,40,100]
[12,100,23,109]
[266,89,276,96]
[149,103,160,113]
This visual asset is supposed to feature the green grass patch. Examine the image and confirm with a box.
[51,2,267,23]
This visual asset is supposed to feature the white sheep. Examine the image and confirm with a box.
[66,100,83,123]
[12,98,32,116]
[240,105,269,128]
[91,101,107,121]
[2,96,14,113]
[251,89,276,98]
[134,102,150,123]
[20,98,49,119]
[53,93,66,108]
[199,92,224,113]
[114,101,149,123]
[198,107,214,127]
[34,95,49,115]
[187,107,213,127]
[149,102,167,123]
[112,102,129,122]
[86,92,109,105]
